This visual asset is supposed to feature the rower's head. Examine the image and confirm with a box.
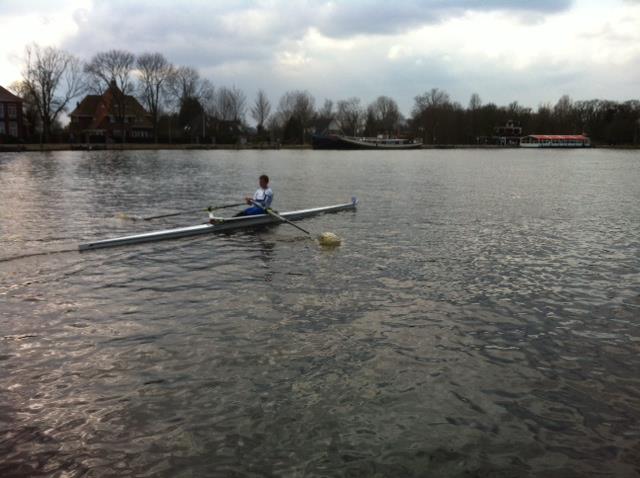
[259,174,269,189]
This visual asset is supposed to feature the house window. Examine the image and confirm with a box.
[0,104,4,118]
[9,122,18,137]
[7,104,17,119]
[0,121,5,134]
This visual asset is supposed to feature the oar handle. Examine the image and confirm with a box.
[250,200,311,235]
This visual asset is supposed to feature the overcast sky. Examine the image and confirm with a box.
[1,0,639,116]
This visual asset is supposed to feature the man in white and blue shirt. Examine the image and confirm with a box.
[236,174,274,216]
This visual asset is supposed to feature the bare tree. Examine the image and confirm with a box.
[21,44,84,143]
[468,93,482,111]
[314,99,334,133]
[166,66,203,108]
[198,79,215,114]
[231,87,247,123]
[276,90,315,144]
[412,88,451,144]
[85,49,135,94]
[136,52,173,143]
[215,86,247,122]
[251,89,271,132]
[276,91,297,120]
[165,68,218,142]
[535,103,554,133]
[215,88,233,121]
[554,95,572,116]
[554,94,575,132]
[336,97,364,136]
[366,96,401,134]
[413,88,450,113]
[295,91,316,144]
[468,93,482,141]
[317,99,334,121]
[85,49,136,142]
[266,111,286,141]
[162,74,202,144]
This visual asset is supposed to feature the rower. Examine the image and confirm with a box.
[235,174,274,217]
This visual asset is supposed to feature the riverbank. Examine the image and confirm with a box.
[1,143,638,152]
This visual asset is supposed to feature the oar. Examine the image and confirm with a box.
[250,200,311,235]
[249,200,342,246]
[142,202,244,221]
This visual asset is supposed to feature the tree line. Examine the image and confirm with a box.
[8,44,640,145]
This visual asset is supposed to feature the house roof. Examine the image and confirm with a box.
[70,95,103,117]
[0,85,22,103]
[69,86,152,129]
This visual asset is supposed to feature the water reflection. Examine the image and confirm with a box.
[1,149,639,476]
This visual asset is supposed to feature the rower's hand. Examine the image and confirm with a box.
[245,197,253,205]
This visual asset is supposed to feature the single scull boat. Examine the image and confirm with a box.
[79,197,358,251]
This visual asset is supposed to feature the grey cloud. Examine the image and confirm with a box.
[63,0,576,51]
[64,4,264,68]
[309,0,573,37]
[63,0,309,68]
[62,0,574,69]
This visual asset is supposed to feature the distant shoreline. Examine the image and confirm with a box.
[0,143,309,152]
[1,143,638,152]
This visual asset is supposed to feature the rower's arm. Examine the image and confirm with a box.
[264,190,273,208]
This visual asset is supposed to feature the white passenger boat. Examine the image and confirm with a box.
[79,198,358,251]
[520,134,591,148]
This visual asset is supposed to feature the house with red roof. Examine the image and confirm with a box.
[0,85,24,142]
[69,83,152,143]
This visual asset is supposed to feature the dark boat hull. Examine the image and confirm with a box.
[312,134,422,150]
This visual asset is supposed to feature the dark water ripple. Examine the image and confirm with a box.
[1,149,639,477]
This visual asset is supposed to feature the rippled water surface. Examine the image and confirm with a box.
[1,149,639,477]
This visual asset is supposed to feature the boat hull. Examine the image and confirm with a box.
[519,143,591,148]
[79,199,358,251]
[312,134,422,150]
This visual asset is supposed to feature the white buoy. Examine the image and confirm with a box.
[318,232,341,247]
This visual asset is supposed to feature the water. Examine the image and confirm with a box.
[1,149,639,477]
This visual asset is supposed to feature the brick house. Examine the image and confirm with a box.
[69,83,152,142]
[0,85,24,142]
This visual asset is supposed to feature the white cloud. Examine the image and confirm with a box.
[0,0,638,116]
[0,0,91,86]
